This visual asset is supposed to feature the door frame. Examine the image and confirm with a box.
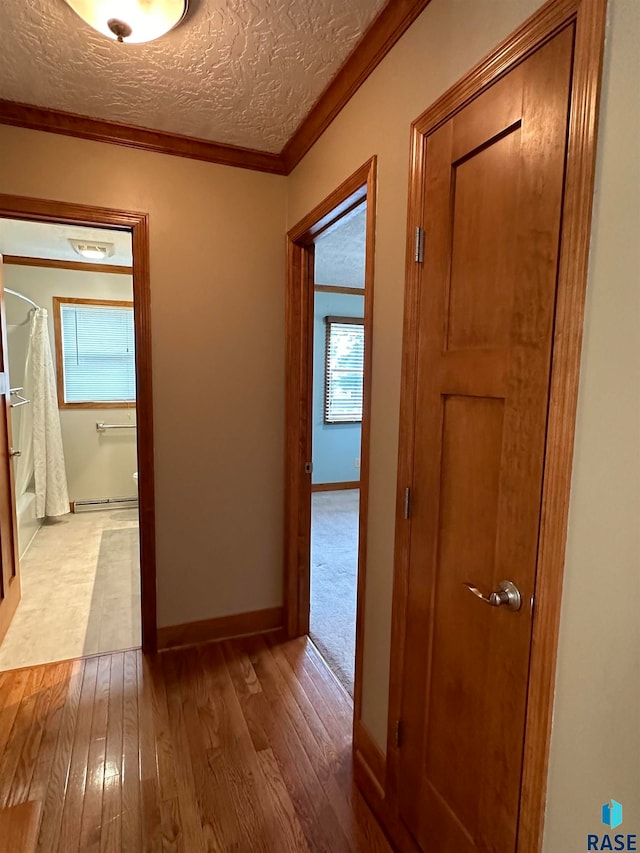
[384,0,607,850]
[0,194,157,654]
[285,157,376,722]
[0,267,21,646]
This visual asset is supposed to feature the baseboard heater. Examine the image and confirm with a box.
[72,496,138,513]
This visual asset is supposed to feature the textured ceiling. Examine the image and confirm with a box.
[315,204,366,288]
[0,219,133,265]
[0,0,386,153]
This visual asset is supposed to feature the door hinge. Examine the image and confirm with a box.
[394,719,404,749]
[414,226,425,263]
[304,461,313,474]
[403,487,411,520]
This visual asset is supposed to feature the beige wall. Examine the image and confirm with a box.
[288,0,544,750]
[4,264,136,502]
[289,0,639,844]
[0,131,287,628]
[543,0,640,846]
[0,0,637,844]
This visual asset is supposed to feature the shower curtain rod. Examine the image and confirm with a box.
[4,288,40,310]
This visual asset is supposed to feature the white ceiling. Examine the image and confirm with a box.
[0,219,133,265]
[315,204,366,288]
[0,0,387,153]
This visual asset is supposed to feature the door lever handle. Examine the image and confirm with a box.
[462,580,522,612]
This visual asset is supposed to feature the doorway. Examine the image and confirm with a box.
[0,195,156,662]
[285,158,376,712]
[310,203,366,695]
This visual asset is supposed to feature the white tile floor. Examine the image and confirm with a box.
[0,508,141,671]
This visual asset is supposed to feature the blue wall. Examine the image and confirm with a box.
[312,291,364,485]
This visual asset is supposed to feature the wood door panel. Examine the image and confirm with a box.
[436,352,507,398]
[448,128,521,350]
[0,390,20,642]
[397,26,575,853]
[450,66,523,164]
[425,396,504,819]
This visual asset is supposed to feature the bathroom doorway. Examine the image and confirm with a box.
[0,195,156,668]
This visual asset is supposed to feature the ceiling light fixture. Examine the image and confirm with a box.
[69,239,115,260]
[63,0,188,44]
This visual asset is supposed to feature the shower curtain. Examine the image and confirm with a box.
[17,308,69,517]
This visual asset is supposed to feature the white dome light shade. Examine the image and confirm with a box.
[63,0,188,44]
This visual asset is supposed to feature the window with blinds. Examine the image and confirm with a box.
[54,298,136,407]
[324,316,365,424]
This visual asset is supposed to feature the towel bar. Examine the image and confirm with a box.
[96,422,137,431]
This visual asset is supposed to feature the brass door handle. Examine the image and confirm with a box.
[462,580,522,612]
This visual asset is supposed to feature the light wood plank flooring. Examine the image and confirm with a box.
[0,635,392,852]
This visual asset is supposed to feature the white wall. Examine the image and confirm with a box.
[4,264,136,503]
[314,205,367,288]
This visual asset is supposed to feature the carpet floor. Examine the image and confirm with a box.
[310,489,359,696]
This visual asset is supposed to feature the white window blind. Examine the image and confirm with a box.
[59,302,136,404]
[324,317,365,423]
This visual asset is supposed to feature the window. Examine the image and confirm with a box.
[53,297,136,408]
[324,316,365,424]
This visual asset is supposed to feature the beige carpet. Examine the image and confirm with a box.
[309,489,359,696]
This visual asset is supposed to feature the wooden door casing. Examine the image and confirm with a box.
[285,159,377,755]
[0,258,21,645]
[396,27,574,853]
[0,198,156,654]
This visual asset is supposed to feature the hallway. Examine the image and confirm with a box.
[0,636,391,852]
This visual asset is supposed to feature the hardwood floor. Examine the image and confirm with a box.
[0,635,392,852]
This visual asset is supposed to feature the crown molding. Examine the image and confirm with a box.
[0,0,432,176]
[281,0,433,172]
[0,99,286,175]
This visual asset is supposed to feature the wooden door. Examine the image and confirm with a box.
[0,257,21,645]
[397,27,574,853]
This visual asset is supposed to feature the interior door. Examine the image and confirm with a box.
[0,257,21,645]
[397,27,574,853]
